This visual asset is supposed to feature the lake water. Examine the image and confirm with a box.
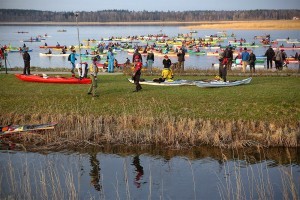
[0,25,299,70]
[1,147,299,199]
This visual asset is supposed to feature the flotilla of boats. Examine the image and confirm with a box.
[2,31,299,70]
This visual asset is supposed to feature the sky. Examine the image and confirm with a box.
[1,0,300,12]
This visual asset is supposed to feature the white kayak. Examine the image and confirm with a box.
[195,77,252,88]
[128,78,195,86]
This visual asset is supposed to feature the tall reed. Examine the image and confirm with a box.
[0,113,298,150]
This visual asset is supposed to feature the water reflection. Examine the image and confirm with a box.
[0,147,299,200]
[89,152,101,191]
[132,155,144,188]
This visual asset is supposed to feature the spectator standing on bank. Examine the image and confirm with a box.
[264,46,275,69]
[241,47,250,73]
[177,48,185,73]
[146,50,154,74]
[22,47,31,75]
[249,51,256,73]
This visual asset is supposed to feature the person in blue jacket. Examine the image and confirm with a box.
[70,50,77,76]
[107,48,114,73]
[241,47,250,73]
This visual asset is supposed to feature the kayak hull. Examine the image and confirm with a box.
[128,78,195,86]
[196,77,252,88]
[15,74,91,84]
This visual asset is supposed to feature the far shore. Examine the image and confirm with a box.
[1,20,299,30]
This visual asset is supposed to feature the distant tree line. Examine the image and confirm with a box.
[0,9,299,22]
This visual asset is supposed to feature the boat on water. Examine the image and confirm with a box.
[195,77,252,88]
[9,49,33,53]
[128,78,195,86]
[15,74,91,84]
[39,45,65,49]
[39,53,69,57]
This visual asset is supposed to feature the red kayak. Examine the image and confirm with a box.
[15,74,91,84]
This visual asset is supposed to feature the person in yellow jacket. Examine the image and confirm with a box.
[153,68,174,83]
[87,57,99,97]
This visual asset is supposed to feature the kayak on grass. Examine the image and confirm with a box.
[128,78,195,86]
[0,122,57,136]
[195,77,252,88]
[15,74,91,84]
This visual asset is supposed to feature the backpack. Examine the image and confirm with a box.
[68,54,71,61]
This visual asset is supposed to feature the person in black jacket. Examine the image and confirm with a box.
[177,48,185,72]
[264,46,275,69]
[163,55,171,69]
[22,48,31,75]
[249,51,256,73]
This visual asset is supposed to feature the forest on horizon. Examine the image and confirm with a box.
[0,9,299,22]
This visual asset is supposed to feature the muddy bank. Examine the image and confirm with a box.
[1,113,299,151]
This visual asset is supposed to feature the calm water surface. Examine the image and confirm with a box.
[1,147,299,199]
[0,25,299,70]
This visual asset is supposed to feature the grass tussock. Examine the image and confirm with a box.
[0,113,299,151]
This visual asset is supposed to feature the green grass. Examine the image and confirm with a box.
[0,74,299,123]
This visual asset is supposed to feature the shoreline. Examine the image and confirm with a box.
[1,20,300,29]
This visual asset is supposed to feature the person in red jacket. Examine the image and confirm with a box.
[132,60,142,92]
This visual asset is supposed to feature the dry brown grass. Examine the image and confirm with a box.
[0,113,299,151]
[184,20,300,30]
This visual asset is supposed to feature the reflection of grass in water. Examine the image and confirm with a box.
[2,150,299,200]
[217,148,299,200]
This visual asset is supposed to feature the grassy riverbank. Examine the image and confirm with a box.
[0,73,299,149]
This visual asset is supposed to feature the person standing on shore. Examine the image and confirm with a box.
[241,47,250,73]
[69,50,77,76]
[274,48,283,70]
[218,51,227,82]
[87,57,99,97]
[177,48,185,73]
[264,46,275,69]
[107,48,115,73]
[132,60,142,92]
[146,50,154,74]
[22,47,31,75]
[249,51,256,73]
